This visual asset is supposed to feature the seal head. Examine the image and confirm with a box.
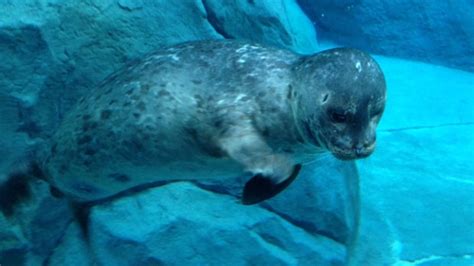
[291,48,386,160]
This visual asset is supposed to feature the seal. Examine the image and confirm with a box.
[1,40,386,209]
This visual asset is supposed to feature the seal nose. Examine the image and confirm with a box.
[355,146,364,156]
[353,142,368,156]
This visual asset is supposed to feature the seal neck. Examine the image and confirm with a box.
[287,83,314,147]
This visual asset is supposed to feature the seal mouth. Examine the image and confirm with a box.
[330,142,376,160]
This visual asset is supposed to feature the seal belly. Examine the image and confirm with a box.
[44,81,242,201]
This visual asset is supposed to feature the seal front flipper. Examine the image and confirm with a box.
[242,163,302,205]
[218,121,302,204]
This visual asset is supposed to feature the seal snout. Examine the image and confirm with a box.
[330,140,376,160]
[353,141,376,158]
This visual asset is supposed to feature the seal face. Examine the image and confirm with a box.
[40,40,386,204]
[291,48,386,160]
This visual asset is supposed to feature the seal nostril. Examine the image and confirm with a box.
[354,145,365,156]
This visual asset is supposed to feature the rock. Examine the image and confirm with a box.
[374,57,474,131]
[0,2,353,265]
[47,222,96,266]
[89,183,346,265]
[0,180,73,266]
[354,56,474,265]
[395,256,474,266]
[196,156,360,247]
[0,0,222,138]
[358,126,474,262]
[261,158,359,246]
[203,0,318,54]
[0,0,319,176]
[349,204,398,266]
[0,215,28,266]
[298,0,474,71]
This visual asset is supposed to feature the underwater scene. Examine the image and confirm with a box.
[0,1,473,265]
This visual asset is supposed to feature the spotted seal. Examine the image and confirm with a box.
[2,40,386,208]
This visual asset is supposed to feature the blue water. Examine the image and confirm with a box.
[0,1,473,266]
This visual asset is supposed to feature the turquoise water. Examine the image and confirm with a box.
[1,1,473,266]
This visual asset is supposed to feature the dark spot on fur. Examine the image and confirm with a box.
[213,119,223,128]
[137,101,146,111]
[194,95,204,108]
[109,99,117,105]
[82,121,98,131]
[82,114,91,121]
[124,137,145,151]
[140,84,150,94]
[145,125,154,131]
[78,135,92,145]
[192,80,202,85]
[133,112,141,119]
[100,110,112,120]
[79,97,85,104]
[258,91,266,98]
[199,61,210,68]
[105,87,113,94]
[262,128,270,137]
[160,83,167,87]
[72,182,100,195]
[158,90,170,97]
[59,164,68,174]
[126,89,133,95]
[248,0,255,4]
[108,173,131,183]
[269,107,279,112]
[287,84,293,99]
[51,143,57,155]
[84,146,97,156]
[123,101,131,107]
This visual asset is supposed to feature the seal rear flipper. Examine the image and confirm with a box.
[0,171,32,216]
[0,160,46,216]
[242,163,302,205]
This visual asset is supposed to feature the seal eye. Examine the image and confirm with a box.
[371,109,383,117]
[330,111,347,123]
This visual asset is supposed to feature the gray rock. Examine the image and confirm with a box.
[48,222,96,266]
[358,126,474,262]
[0,214,28,266]
[89,183,346,266]
[0,2,355,265]
[203,0,318,54]
[196,156,360,247]
[374,57,474,131]
[0,181,73,266]
[298,0,474,71]
[261,157,359,246]
[0,0,319,176]
[354,56,474,264]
